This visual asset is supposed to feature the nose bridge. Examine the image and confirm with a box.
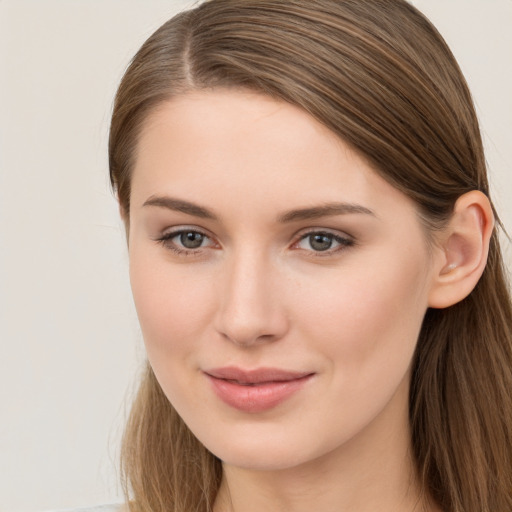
[215,244,287,346]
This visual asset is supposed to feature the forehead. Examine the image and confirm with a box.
[131,89,416,222]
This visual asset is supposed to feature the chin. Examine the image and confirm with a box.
[215,445,314,472]
[191,420,346,473]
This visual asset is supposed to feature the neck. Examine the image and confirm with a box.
[213,377,435,512]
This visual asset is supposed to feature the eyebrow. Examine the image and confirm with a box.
[143,195,375,222]
[143,196,217,219]
[278,202,375,223]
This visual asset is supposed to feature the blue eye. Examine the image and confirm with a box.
[296,231,353,253]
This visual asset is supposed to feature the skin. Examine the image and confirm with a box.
[126,90,456,512]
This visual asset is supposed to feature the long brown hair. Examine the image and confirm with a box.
[109,1,512,511]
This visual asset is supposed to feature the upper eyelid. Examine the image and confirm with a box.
[293,226,353,241]
[159,226,351,238]
[161,225,212,239]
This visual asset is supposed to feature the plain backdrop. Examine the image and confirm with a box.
[0,1,510,511]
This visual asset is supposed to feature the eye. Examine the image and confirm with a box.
[294,231,353,254]
[177,231,207,249]
[156,228,216,255]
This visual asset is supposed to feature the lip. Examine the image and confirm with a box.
[204,366,314,413]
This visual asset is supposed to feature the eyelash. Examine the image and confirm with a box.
[155,228,354,257]
[155,228,215,257]
[293,231,354,256]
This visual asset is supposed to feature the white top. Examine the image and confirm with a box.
[45,504,123,512]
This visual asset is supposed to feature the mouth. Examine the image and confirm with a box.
[204,366,314,413]
[205,366,313,384]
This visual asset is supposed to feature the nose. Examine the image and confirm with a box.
[214,249,289,347]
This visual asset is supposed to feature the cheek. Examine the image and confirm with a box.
[128,249,216,357]
[128,253,219,413]
[292,251,429,381]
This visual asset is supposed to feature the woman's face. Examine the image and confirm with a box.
[128,90,437,471]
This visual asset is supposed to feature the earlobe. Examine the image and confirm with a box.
[428,191,494,309]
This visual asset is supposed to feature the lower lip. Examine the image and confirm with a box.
[206,374,313,413]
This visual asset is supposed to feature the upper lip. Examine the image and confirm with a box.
[204,366,313,384]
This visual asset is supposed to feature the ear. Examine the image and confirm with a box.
[428,191,494,309]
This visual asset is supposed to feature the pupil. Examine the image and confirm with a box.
[310,234,332,251]
[180,232,204,249]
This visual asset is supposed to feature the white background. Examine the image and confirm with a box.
[0,1,510,511]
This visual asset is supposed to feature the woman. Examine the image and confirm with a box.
[108,1,512,511]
